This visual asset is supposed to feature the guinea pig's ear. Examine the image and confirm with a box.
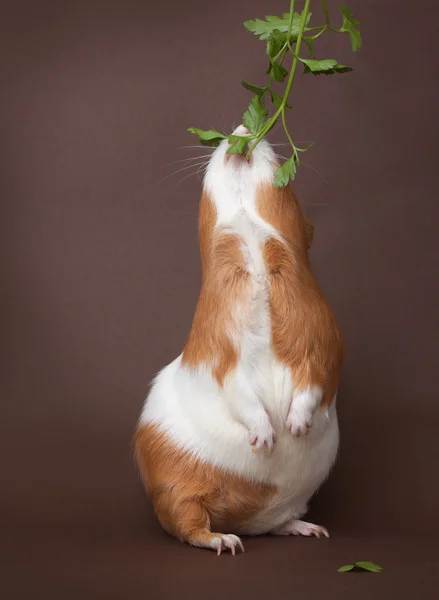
[303,215,314,249]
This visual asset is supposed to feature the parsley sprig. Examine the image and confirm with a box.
[188,1,361,187]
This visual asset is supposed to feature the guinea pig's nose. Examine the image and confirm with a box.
[232,124,251,136]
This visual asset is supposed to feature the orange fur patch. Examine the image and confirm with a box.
[182,192,251,386]
[135,424,275,546]
[257,183,343,405]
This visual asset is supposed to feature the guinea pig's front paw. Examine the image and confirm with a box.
[286,407,313,438]
[248,419,276,455]
[286,388,322,438]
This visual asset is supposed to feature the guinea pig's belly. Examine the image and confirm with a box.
[166,402,338,534]
[142,360,339,533]
[238,414,339,534]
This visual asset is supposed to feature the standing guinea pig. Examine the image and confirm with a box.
[135,125,343,555]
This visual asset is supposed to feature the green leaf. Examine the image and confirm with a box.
[337,565,355,573]
[339,4,360,27]
[338,4,362,52]
[337,561,383,573]
[187,128,227,147]
[226,135,250,155]
[266,29,287,60]
[267,60,288,82]
[244,11,312,41]
[270,91,283,110]
[270,91,291,110]
[301,58,353,75]
[242,96,268,135]
[356,562,383,573]
[274,156,297,188]
[347,28,362,52]
[303,36,316,57]
[241,81,266,98]
[265,30,291,83]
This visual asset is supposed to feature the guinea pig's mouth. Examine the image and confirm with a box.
[224,124,254,168]
[224,151,254,168]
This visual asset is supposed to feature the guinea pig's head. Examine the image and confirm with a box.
[202,125,314,250]
[203,125,278,193]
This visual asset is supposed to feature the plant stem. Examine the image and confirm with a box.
[281,108,296,154]
[307,24,327,41]
[321,0,330,25]
[280,0,311,112]
[247,0,311,158]
[285,0,295,51]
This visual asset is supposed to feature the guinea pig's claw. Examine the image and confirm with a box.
[249,428,276,454]
[251,439,273,455]
[215,534,245,556]
[272,519,330,539]
[288,419,313,438]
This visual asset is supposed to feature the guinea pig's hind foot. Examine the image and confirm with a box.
[214,534,245,556]
[271,519,329,539]
[161,495,245,555]
[189,529,245,555]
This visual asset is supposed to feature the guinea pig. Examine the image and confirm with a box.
[135,125,343,555]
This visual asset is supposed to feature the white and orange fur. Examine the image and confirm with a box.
[135,126,343,555]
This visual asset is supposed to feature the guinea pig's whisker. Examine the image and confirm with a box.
[180,145,215,151]
[273,154,328,184]
[160,155,213,169]
[300,160,329,184]
[270,141,315,147]
[220,114,227,134]
[158,161,210,183]
[176,164,209,186]
[196,161,209,177]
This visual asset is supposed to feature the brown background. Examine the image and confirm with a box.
[2,0,439,598]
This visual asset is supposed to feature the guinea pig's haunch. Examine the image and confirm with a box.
[135,127,344,555]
